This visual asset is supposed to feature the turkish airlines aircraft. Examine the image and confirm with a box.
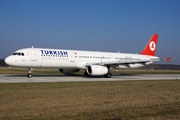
[5,34,171,78]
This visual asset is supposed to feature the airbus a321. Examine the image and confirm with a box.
[5,34,171,78]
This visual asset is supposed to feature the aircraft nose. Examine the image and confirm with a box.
[5,56,13,66]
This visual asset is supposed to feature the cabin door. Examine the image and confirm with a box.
[70,52,75,62]
[31,50,37,61]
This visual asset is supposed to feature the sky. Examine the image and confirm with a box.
[0,0,180,65]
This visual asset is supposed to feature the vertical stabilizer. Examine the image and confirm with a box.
[140,34,158,56]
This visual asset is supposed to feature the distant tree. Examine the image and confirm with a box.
[0,59,8,66]
[137,64,180,70]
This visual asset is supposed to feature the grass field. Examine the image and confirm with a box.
[1,67,180,75]
[1,67,180,119]
[0,80,180,120]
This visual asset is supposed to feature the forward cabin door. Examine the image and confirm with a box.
[70,52,75,62]
[31,49,37,61]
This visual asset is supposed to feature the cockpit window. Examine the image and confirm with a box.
[13,52,25,56]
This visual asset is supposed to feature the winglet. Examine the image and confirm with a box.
[166,57,171,62]
[140,34,158,56]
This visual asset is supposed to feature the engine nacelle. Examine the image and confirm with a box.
[59,69,79,74]
[87,65,108,75]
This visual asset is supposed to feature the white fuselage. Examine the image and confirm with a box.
[5,48,158,69]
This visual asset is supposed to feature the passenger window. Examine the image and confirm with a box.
[17,53,20,55]
[21,53,24,56]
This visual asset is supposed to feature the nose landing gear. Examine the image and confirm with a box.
[27,68,33,78]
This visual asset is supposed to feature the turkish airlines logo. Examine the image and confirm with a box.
[149,41,156,51]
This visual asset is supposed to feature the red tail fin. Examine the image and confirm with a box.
[140,34,158,56]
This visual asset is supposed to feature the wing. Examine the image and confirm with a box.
[87,59,160,66]
[86,57,172,66]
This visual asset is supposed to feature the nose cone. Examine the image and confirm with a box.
[5,56,14,66]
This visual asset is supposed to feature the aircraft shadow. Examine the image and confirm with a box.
[4,74,82,78]
[113,74,138,76]
[4,74,138,78]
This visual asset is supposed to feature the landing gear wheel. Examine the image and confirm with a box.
[104,73,112,78]
[27,68,33,78]
[27,73,32,78]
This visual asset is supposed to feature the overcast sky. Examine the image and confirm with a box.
[0,0,180,65]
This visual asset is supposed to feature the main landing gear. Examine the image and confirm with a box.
[27,68,33,78]
[104,73,112,78]
[104,65,112,78]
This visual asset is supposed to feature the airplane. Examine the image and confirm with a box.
[5,34,171,78]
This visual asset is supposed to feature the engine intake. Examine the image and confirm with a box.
[87,65,108,75]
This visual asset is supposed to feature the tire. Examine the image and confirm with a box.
[104,73,112,78]
[27,73,32,78]
[107,73,112,78]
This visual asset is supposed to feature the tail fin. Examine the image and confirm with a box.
[140,34,158,56]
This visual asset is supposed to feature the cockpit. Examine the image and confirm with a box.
[13,52,25,56]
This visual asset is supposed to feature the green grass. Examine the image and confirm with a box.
[0,80,180,120]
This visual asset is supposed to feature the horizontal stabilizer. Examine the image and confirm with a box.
[160,57,175,62]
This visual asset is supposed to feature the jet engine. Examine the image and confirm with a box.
[87,65,108,75]
[59,69,79,74]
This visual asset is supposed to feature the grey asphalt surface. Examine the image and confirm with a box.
[0,74,180,83]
